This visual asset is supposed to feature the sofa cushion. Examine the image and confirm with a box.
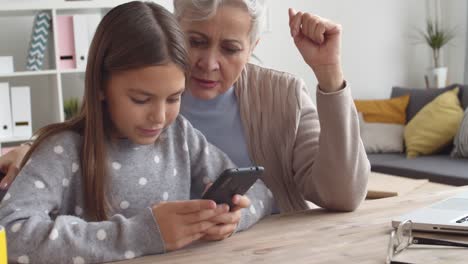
[452,108,468,158]
[358,113,404,153]
[354,95,410,124]
[391,84,468,122]
[404,88,464,158]
[368,153,468,186]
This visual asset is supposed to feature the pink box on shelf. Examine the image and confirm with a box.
[57,15,76,70]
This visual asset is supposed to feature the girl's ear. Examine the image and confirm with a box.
[100,77,110,101]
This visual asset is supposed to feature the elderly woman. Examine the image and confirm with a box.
[0,0,369,241]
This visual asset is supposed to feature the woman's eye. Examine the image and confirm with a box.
[223,46,241,54]
[189,38,206,47]
[167,97,180,104]
[131,97,149,104]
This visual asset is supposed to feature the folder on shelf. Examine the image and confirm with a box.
[73,15,88,70]
[73,14,101,70]
[26,11,52,71]
[10,86,32,138]
[57,15,76,70]
[0,83,13,139]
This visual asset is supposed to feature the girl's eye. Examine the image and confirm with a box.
[131,97,149,104]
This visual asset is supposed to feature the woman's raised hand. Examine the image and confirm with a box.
[288,8,344,92]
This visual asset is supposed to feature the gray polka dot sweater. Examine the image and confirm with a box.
[0,116,273,263]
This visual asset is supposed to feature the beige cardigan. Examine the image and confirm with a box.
[234,63,370,213]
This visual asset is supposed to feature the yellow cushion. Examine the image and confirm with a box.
[354,95,410,124]
[404,88,464,158]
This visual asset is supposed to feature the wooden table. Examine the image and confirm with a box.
[116,185,468,264]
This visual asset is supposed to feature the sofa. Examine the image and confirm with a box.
[366,84,468,186]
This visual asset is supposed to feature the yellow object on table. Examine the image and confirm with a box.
[0,225,7,264]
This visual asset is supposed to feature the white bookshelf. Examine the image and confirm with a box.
[0,136,31,144]
[60,69,85,74]
[0,70,57,78]
[0,0,173,150]
[1,0,137,12]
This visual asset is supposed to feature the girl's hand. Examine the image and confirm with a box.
[0,145,30,189]
[202,194,251,241]
[152,199,229,251]
[288,8,344,92]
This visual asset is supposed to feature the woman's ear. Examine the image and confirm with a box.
[249,38,260,56]
[253,39,260,50]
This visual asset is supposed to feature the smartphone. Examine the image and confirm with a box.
[202,166,264,209]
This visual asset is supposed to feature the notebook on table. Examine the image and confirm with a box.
[392,190,468,234]
[366,172,429,199]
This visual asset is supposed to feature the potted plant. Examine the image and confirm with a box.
[63,97,80,120]
[419,18,455,88]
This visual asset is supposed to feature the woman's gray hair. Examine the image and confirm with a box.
[173,0,265,45]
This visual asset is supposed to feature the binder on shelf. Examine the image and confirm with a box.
[57,15,76,70]
[73,14,101,70]
[11,86,32,138]
[72,15,88,70]
[26,11,52,71]
[0,83,13,139]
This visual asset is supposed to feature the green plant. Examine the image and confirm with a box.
[418,19,456,68]
[64,97,80,120]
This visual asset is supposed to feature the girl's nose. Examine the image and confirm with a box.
[149,103,165,124]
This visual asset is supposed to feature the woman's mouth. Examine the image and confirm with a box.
[192,77,219,89]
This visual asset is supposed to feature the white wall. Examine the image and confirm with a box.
[2,0,466,103]
[442,0,467,85]
[254,0,467,101]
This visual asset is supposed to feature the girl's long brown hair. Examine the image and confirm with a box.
[20,1,189,221]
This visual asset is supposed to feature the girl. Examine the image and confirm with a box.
[0,1,272,263]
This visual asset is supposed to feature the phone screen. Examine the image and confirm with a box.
[202,166,264,208]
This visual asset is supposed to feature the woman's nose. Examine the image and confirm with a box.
[196,49,220,72]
